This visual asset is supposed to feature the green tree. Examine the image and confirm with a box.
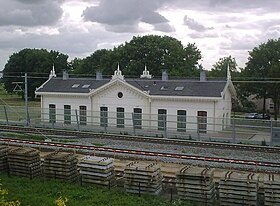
[115,35,202,77]
[69,57,83,74]
[71,35,202,78]
[71,49,114,77]
[208,56,253,112]
[243,38,280,119]
[208,56,238,78]
[2,49,69,99]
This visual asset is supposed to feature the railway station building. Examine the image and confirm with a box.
[35,65,236,136]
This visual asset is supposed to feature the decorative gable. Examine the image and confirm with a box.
[111,64,124,81]
[89,78,149,99]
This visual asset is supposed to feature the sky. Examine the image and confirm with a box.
[0,0,280,71]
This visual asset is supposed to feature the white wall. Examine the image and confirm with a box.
[41,94,91,124]
[90,83,150,128]
[150,98,220,132]
[40,81,233,132]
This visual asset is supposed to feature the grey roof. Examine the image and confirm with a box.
[36,78,110,93]
[36,77,228,97]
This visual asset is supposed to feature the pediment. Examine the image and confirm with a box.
[89,79,149,98]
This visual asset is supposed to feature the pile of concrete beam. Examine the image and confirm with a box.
[79,156,115,186]
[0,146,9,172]
[176,166,216,205]
[263,174,280,205]
[43,152,78,182]
[219,171,258,206]
[124,161,162,195]
[7,147,41,178]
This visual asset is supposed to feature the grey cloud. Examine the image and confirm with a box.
[0,0,63,27]
[189,31,218,39]
[184,16,214,32]
[141,12,168,24]
[261,25,280,42]
[0,25,130,55]
[15,0,47,4]
[219,34,259,51]
[208,0,280,12]
[169,0,280,12]
[154,23,175,32]
[82,0,173,33]
[105,24,140,33]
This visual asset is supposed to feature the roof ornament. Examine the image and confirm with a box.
[227,63,231,81]
[49,64,56,79]
[112,63,124,80]
[140,65,152,79]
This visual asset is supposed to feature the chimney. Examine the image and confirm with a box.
[200,70,206,81]
[162,70,168,81]
[96,71,102,80]
[63,70,69,80]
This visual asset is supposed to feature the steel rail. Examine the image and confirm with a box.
[1,137,279,169]
[0,124,278,153]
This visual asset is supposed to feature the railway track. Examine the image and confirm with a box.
[1,137,280,172]
[0,124,278,153]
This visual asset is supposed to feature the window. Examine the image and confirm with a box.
[79,106,87,125]
[177,110,186,132]
[72,84,80,88]
[133,108,142,129]
[175,86,184,91]
[100,107,108,127]
[82,84,90,88]
[160,86,168,91]
[49,104,56,123]
[64,105,71,124]
[158,109,167,131]
[197,111,207,133]
[118,92,123,98]
[117,107,125,128]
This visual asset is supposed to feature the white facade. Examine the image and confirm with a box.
[36,66,236,134]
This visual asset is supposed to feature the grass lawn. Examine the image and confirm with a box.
[0,83,40,107]
[0,83,41,123]
[0,173,195,206]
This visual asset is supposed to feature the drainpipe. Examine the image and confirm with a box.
[213,101,216,131]
[149,98,152,129]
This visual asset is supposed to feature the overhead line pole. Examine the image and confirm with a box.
[25,73,30,126]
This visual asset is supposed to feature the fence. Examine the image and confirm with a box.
[1,106,280,146]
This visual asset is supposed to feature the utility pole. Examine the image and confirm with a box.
[25,73,30,126]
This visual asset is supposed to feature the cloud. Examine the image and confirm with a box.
[208,0,280,12]
[82,0,173,32]
[15,0,48,4]
[184,16,214,32]
[105,24,140,33]
[0,23,135,65]
[189,31,218,39]
[169,0,280,13]
[0,0,63,27]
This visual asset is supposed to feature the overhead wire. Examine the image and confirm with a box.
[2,73,280,82]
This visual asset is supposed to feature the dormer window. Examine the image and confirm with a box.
[161,86,168,91]
[82,84,90,88]
[175,86,184,91]
[72,84,80,88]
